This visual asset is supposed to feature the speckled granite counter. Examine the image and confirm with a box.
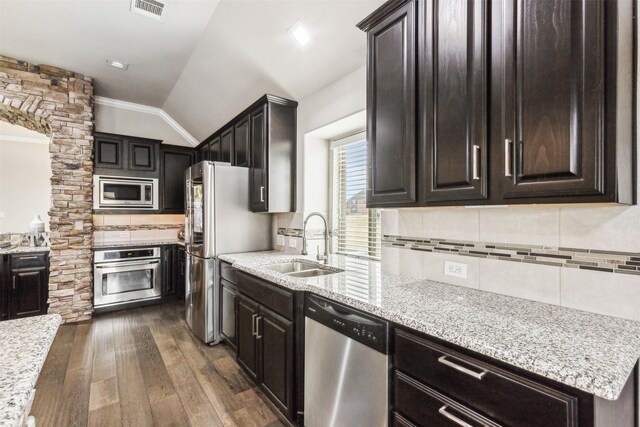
[0,247,49,255]
[93,240,185,249]
[218,251,640,401]
[0,315,61,427]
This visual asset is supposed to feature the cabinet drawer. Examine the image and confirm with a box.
[237,271,293,320]
[394,371,501,427]
[394,330,577,427]
[220,261,237,284]
[10,253,47,270]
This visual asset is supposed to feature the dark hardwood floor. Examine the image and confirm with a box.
[31,301,288,427]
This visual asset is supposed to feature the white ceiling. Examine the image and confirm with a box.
[0,0,384,142]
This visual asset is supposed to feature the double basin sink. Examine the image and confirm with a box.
[266,261,344,278]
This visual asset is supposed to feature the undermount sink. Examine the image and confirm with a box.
[266,261,319,274]
[265,261,344,278]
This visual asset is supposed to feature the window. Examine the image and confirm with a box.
[331,132,381,259]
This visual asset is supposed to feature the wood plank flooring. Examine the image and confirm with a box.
[31,301,288,427]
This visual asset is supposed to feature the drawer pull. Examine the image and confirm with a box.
[504,139,513,177]
[12,276,16,290]
[256,316,262,339]
[19,256,39,260]
[438,406,473,427]
[472,145,480,180]
[252,314,258,336]
[438,355,487,380]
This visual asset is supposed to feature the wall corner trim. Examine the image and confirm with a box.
[94,96,198,147]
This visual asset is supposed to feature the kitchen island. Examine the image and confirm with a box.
[0,315,61,427]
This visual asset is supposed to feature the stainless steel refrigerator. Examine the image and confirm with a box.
[184,161,272,344]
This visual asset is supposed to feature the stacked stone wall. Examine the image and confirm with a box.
[0,55,94,322]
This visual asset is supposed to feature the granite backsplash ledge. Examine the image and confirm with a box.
[218,251,640,401]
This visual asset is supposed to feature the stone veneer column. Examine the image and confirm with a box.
[0,55,94,323]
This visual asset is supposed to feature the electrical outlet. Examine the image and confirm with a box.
[277,235,285,246]
[288,238,297,249]
[444,260,467,279]
[119,232,129,238]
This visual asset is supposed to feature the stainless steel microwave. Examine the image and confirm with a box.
[93,175,158,210]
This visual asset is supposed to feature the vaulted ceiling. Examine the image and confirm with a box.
[0,0,384,142]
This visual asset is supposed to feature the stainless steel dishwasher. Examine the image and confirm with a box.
[304,294,390,427]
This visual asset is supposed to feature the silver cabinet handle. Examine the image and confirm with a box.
[12,276,16,290]
[438,406,473,427]
[252,314,257,336]
[19,256,38,260]
[256,316,262,339]
[438,355,487,380]
[260,186,265,202]
[504,139,513,177]
[472,145,480,180]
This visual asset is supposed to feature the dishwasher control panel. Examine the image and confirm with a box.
[305,294,389,353]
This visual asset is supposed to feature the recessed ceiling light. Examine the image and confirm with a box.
[106,59,129,70]
[288,21,311,48]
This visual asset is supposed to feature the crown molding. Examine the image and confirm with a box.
[0,134,50,145]
[94,96,198,147]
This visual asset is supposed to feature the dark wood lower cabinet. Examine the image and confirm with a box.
[6,253,49,319]
[258,306,293,417]
[220,279,237,350]
[237,293,260,382]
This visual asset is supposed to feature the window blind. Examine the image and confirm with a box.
[331,135,381,259]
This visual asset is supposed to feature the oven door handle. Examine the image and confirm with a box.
[95,260,160,269]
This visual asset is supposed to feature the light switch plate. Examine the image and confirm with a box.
[288,238,297,248]
[444,260,467,279]
[277,235,285,246]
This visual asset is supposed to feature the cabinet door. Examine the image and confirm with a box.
[496,0,605,199]
[200,144,209,162]
[178,248,186,299]
[10,268,47,319]
[234,115,251,167]
[237,294,259,381]
[250,105,268,212]
[128,139,157,172]
[95,133,124,170]
[221,127,234,163]
[366,1,417,207]
[258,306,293,418]
[421,0,488,203]
[160,148,193,213]
[220,279,237,349]
[209,136,221,162]
[162,245,176,296]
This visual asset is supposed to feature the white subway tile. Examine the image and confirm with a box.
[93,215,104,226]
[422,252,480,289]
[479,258,560,304]
[103,215,130,226]
[381,209,399,235]
[381,246,400,274]
[398,249,423,279]
[398,210,423,237]
[154,229,178,241]
[93,231,104,244]
[155,214,184,225]
[479,206,560,247]
[422,208,479,241]
[103,230,130,243]
[561,268,640,322]
[130,230,156,242]
[130,215,155,226]
[559,205,640,252]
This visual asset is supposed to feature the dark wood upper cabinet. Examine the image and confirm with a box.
[94,132,161,179]
[208,135,221,162]
[200,143,209,162]
[160,145,193,214]
[420,0,488,203]
[250,105,268,212]
[359,0,417,207]
[95,133,124,170]
[220,126,234,163]
[359,0,635,207]
[234,115,251,167]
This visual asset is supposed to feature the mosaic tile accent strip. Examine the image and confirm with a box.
[94,224,181,232]
[383,235,640,276]
[277,227,328,239]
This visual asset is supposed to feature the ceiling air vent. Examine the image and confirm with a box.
[130,0,165,21]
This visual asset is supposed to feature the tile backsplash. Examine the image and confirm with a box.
[93,214,184,245]
[383,205,640,322]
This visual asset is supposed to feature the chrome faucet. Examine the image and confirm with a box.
[301,212,329,263]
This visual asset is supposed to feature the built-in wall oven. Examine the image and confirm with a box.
[93,175,158,210]
[93,247,162,310]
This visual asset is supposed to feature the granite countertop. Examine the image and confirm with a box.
[93,240,185,249]
[0,315,61,426]
[0,246,50,255]
[218,250,640,401]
